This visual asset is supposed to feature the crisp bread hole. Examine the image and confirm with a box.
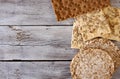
[82,11,85,13]
[84,5,86,8]
[54,4,58,7]
[93,1,97,4]
[73,8,77,11]
[59,8,62,10]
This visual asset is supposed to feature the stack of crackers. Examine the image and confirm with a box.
[51,0,120,79]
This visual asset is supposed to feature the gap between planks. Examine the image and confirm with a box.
[0,60,71,62]
[0,25,73,26]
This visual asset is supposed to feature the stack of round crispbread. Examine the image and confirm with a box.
[83,38,120,69]
[70,48,114,79]
[70,38,120,79]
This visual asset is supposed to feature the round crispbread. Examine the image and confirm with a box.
[83,38,120,69]
[70,48,114,79]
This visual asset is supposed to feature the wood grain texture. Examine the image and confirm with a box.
[0,62,71,79]
[0,62,119,79]
[0,26,72,45]
[0,45,77,60]
[0,0,118,25]
[0,26,77,60]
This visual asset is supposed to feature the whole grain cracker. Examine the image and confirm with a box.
[75,9,111,41]
[71,23,83,49]
[51,0,110,21]
[102,6,120,42]
[84,38,120,69]
[70,48,114,79]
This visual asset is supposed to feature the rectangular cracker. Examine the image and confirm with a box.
[102,6,120,42]
[71,23,83,49]
[75,9,111,42]
[51,0,110,21]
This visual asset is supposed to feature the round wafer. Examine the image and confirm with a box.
[70,48,115,79]
[84,38,120,69]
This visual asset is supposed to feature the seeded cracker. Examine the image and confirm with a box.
[84,38,120,69]
[75,9,111,41]
[71,23,83,49]
[51,0,110,21]
[70,48,114,79]
[102,6,120,42]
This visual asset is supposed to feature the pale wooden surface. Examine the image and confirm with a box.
[0,62,71,79]
[0,0,119,79]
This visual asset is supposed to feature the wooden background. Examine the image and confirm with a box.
[0,0,120,79]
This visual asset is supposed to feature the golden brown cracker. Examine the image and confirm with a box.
[51,0,110,21]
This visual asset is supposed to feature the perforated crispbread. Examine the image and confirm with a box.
[102,6,120,42]
[74,9,111,41]
[70,48,114,79]
[84,38,120,69]
[51,0,110,21]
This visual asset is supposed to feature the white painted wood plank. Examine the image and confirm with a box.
[0,0,119,25]
[0,62,71,79]
[0,26,78,60]
[0,62,119,79]
[0,45,77,60]
[0,26,72,45]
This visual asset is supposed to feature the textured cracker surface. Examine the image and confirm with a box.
[74,9,111,41]
[84,38,120,69]
[102,6,120,42]
[51,0,110,21]
[70,48,114,79]
[71,23,83,49]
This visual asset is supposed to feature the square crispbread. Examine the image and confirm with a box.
[51,0,110,21]
[71,23,83,49]
[75,9,111,41]
[70,48,114,79]
[102,6,120,42]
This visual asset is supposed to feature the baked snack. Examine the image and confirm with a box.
[70,48,114,79]
[84,38,120,69]
[102,6,120,42]
[51,0,110,21]
[71,23,83,49]
[74,9,111,42]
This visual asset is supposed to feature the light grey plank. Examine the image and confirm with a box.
[0,62,71,79]
[0,45,76,60]
[0,26,72,45]
[0,62,119,79]
[0,26,77,60]
[0,0,119,25]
